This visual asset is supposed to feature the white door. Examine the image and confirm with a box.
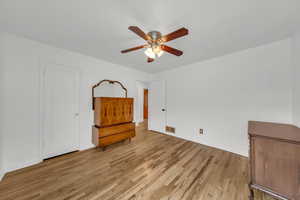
[42,64,79,159]
[148,80,166,133]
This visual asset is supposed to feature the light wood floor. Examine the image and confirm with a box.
[0,122,275,200]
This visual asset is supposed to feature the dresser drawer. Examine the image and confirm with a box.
[97,123,135,137]
[99,131,134,147]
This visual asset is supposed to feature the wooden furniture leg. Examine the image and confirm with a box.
[249,185,254,200]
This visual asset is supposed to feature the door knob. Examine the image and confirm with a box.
[162,109,166,112]
[75,113,79,117]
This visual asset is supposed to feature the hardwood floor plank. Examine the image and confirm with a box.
[0,122,276,200]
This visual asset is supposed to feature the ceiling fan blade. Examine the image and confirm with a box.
[160,45,183,56]
[147,57,154,63]
[162,27,188,42]
[121,45,147,53]
[128,26,150,41]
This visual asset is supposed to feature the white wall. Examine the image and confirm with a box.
[135,81,149,124]
[0,129,3,180]
[0,134,3,180]
[0,35,5,180]
[0,32,152,173]
[155,39,293,156]
[292,33,300,127]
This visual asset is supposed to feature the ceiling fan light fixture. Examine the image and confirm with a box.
[157,50,164,57]
[145,45,164,59]
[144,48,156,59]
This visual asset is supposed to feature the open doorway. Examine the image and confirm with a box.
[135,81,149,131]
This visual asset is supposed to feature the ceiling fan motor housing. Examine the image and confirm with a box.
[148,31,162,41]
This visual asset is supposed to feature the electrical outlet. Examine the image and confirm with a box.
[199,129,204,135]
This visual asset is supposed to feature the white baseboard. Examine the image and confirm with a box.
[156,131,248,158]
[79,144,95,151]
[0,170,5,181]
[5,159,42,173]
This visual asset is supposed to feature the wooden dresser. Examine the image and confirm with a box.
[92,97,135,150]
[248,121,300,200]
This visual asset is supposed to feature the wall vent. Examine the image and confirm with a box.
[166,126,175,134]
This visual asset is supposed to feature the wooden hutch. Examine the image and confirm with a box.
[92,80,135,150]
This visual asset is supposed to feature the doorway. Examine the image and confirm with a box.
[135,81,149,124]
[41,63,80,159]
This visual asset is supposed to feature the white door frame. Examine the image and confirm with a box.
[39,61,80,160]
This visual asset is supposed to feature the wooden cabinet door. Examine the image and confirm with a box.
[253,137,300,199]
[94,97,133,127]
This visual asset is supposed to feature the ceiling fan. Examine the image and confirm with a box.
[121,26,189,63]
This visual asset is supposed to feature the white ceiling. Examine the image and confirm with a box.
[1,0,300,73]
